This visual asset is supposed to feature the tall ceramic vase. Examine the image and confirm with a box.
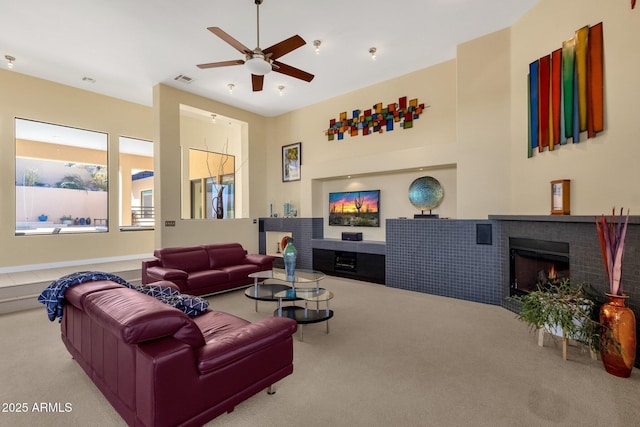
[213,187,224,219]
[282,237,297,282]
[599,294,637,378]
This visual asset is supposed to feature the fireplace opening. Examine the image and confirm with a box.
[510,237,570,296]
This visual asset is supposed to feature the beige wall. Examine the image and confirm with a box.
[0,70,154,270]
[267,59,460,241]
[152,84,269,253]
[509,0,640,214]
[269,0,640,221]
[457,28,512,218]
[2,0,638,270]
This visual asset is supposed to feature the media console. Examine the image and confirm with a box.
[311,239,385,284]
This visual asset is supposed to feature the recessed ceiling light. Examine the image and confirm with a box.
[5,55,15,69]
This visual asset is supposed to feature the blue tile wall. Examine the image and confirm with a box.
[259,218,323,270]
[386,219,502,305]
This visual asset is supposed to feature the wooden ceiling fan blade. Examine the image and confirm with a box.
[197,59,245,69]
[207,27,253,55]
[252,74,264,92]
[263,35,306,60]
[272,61,314,82]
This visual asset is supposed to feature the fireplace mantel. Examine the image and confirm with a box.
[489,215,640,224]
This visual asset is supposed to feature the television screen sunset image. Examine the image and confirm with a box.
[329,190,380,227]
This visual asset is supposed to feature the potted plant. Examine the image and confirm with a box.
[513,278,600,361]
[596,208,636,377]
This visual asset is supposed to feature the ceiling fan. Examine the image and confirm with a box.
[197,0,314,92]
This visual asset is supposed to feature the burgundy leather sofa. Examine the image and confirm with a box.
[141,243,275,296]
[61,280,297,427]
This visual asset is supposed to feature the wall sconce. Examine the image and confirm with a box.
[228,83,235,94]
[5,55,15,69]
[369,47,377,60]
[313,40,321,54]
[278,85,285,96]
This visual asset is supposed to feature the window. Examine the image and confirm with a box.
[188,149,235,219]
[15,118,108,235]
[179,105,248,219]
[119,137,154,229]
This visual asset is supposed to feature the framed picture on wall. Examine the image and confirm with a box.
[550,179,570,215]
[282,142,301,182]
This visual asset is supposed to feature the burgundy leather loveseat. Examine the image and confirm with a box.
[61,280,297,426]
[141,243,275,296]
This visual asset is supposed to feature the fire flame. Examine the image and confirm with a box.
[548,265,557,281]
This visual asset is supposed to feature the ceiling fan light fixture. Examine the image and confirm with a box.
[228,83,235,94]
[369,47,377,60]
[278,85,285,96]
[313,40,321,54]
[245,55,272,75]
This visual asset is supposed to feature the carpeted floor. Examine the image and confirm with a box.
[1,275,638,426]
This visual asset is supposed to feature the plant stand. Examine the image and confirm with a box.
[537,328,598,361]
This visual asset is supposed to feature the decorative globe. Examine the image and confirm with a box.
[408,176,444,211]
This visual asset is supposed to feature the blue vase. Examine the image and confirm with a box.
[282,237,297,281]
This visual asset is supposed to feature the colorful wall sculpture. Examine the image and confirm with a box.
[528,22,604,158]
[325,96,427,141]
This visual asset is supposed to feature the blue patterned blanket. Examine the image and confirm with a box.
[38,271,209,322]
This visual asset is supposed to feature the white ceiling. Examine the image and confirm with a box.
[2,0,539,118]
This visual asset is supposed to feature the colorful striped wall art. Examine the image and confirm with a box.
[527,22,605,158]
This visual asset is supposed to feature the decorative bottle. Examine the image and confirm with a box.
[282,236,297,282]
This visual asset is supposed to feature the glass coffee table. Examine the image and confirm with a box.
[246,269,326,310]
[273,287,334,341]
[245,269,333,341]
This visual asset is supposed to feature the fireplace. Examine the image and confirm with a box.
[509,237,570,296]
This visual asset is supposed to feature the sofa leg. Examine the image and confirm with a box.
[267,385,276,395]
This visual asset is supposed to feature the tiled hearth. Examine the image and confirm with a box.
[495,215,639,368]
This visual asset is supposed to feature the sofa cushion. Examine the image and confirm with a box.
[204,243,247,269]
[187,270,230,290]
[220,264,262,281]
[192,311,251,342]
[64,280,123,310]
[84,288,205,347]
[195,317,297,373]
[146,266,189,281]
[155,246,210,273]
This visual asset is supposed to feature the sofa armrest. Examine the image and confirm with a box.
[146,266,189,281]
[195,317,297,374]
[244,254,276,267]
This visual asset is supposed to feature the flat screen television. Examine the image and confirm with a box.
[329,190,380,227]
